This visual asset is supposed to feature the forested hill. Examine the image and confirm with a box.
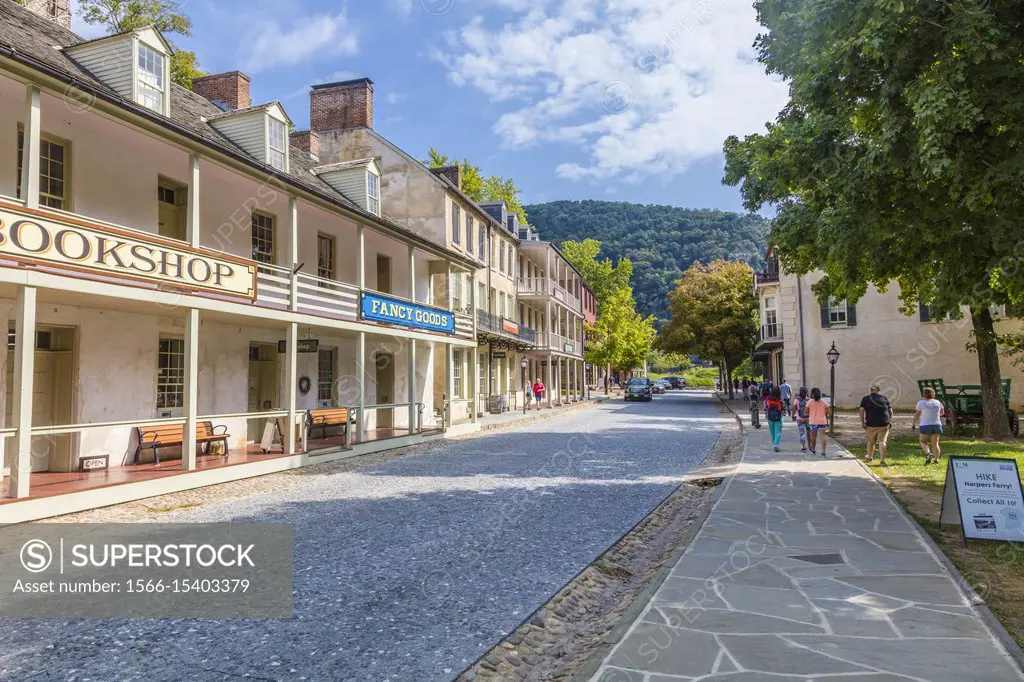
[524,200,769,322]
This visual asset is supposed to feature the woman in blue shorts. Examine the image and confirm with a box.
[913,387,945,465]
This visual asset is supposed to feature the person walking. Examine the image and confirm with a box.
[780,378,793,416]
[805,388,831,457]
[913,387,945,464]
[792,387,810,453]
[532,378,545,411]
[733,377,740,394]
[765,387,785,452]
[742,378,750,399]
[525,382,534,410]
[859,384,893,465]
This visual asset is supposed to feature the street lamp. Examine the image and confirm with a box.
[521,356,529,414]
[826,342,840,433]
[585,363,592,401]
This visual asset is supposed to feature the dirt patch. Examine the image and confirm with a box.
[457,403,742,682]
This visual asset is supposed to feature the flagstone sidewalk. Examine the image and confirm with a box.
[590,408,1024,681]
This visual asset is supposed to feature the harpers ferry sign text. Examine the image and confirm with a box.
[0,201,256,299]
[360,291,455,334]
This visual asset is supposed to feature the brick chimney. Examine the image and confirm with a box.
[290,130,320,161]
[23,0,71,29]
[310,78,374,132]
[192,71,252,111]
[432,165,462,190]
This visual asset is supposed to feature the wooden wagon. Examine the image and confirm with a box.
[917,378,1019,437]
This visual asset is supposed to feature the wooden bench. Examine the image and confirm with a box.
[307,408,354,440]
[134,421,230,465]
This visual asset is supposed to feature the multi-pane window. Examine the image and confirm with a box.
[466,215,474,252]
[452,273,463,311]
[452,203,461,245]
[478,282,487,311]
[268,118,287,171]
[479,353,486,397]
[499,240,506,273]
[251,212,275,265]
[367,172,380,215]
[317,234,335,280]
[318,348,336,406]
[156,337,185,410]
[828,298,848,325]
[137,43,164,112]
[17,131,68,210]
[478,225,486,260]
[453,350,463,397]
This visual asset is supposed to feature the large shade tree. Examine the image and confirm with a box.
[723,0,1024,438]
[661,260,758,399]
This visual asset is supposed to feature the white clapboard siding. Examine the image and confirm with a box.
[210,111,268,163]
[65,36,134,100]
[318,168,369,210]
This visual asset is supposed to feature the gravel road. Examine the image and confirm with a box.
[0,391,725,681]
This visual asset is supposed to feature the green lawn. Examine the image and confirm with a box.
[870,435,1024,492]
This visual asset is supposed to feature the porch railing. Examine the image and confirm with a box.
[517,277,583,314]
[476,310,537,344]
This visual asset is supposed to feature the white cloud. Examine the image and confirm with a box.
[389,0,415,16]
[433,0,788,181]
[242,11,358,73]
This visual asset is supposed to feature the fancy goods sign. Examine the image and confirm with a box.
[360,291,455,334]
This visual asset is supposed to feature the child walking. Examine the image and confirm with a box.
[792,386,810,453]
[805,388,831,457]
[765,387,785,452]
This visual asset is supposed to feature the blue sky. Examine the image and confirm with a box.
[73,0,788,213]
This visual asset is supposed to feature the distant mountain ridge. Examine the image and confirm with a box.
[524,200,770,321]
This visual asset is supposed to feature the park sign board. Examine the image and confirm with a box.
[940,456,1024,543]
[360,291,455,335]
[0,199,257,299]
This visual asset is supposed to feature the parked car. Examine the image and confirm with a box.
[652,380,667,394]
[665,377,687,390]
[625,377,654,402]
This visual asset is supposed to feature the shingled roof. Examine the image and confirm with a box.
[0,0,479,268]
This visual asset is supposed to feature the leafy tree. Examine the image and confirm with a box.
[722,0,1024,439]
[79,0,205,89]
[562,239,657,391]
[647,350,691,374]
[425,149,527,223]
[426,148,484,202]
[526,200,769,322]
[661,260,758,400]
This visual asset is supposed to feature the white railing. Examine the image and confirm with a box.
[517,277,583,314]
[455,311,474,339]
[255,263,293,310]
[295,271,359,321]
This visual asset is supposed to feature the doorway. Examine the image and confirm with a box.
[247,343,279,441]
[375,352,395,430]
[376,255,392,294]
[157,179,187,241]
[6,326,76,472]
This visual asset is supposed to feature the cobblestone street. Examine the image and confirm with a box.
[0,392,726,681]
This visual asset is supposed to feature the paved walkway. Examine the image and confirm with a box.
[593,406,1024,682]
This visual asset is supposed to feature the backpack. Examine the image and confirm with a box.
[766,400,782,422]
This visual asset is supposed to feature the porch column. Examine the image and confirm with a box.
[9,286,36,498]
[546,353,553,408]
[288,197,299,311]
[445,343,454,429]
[285,322,298,453]
[20,86,40,209]
[357,225,365,289]
[408,245,418,431]
[182,308,200,471]
[469,269,479,424]
[357,332,366,440]
[186,154,200,247]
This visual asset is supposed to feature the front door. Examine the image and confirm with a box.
[376,255,392,294]
[158,182,186,241]
[375,352,394,429]
[247,344,279,441]
[6,326,76,472]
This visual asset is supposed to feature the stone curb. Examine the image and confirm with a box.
[571,397,744,682]
[842,438,1024,676]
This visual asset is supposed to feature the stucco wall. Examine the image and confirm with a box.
[765,272,1024,409]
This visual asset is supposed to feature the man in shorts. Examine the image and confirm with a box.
[859,384,893,465]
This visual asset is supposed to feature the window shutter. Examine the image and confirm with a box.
[919,302,931,322]
[820,303,831,328]
[846,304,857,327]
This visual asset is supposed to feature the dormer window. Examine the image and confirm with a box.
[136,42,165,112]
[268,118,287,171]
[367,172,380,215]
